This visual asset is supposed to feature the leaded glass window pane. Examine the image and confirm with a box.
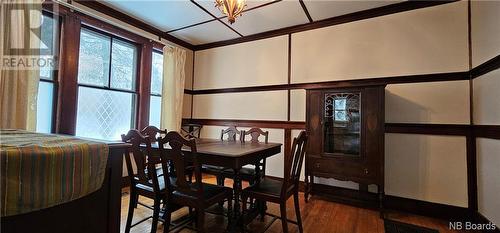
[76,87,135,140]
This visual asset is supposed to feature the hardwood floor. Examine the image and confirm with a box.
[120,175,469,233]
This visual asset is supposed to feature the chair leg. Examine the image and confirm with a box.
[196,209,206,233]
[227,196,233,229]
[150,198,161,233]
[125,191,137,233]
[163,201,171,233]
[217,175,225,207]
[134,193,139,208]
[294,193,303,233]
[280,202,289,233]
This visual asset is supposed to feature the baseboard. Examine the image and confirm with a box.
[384,195,470,221]
[474,212,500,233]
[298,178,472,222]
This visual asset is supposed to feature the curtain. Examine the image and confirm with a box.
[0,0,41,130]
[160,46,186,131]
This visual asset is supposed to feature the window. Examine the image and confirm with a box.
[75,27,138,140]
[36,13,59,133]
[149,51,163,128]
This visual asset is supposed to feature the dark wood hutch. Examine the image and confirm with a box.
[304,85,386,212]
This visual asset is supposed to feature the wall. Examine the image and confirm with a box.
[189,1,472,208]
[471,0,500,225]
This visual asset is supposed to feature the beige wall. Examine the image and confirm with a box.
[471,1,500,225]
[471,0,500,68]
[291,1,468,84]
[476,138,500,226]
[193,91,288,121]
[385,134,468,207]
[194,36,288,90]
[190,2,471,207]
[386,81,470,124]
[473,69,500,125]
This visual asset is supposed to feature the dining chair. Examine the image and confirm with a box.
[157,131,233,233]
[221,127,269,189]
[241,130,308,233]
[202,126,242,186]
[180,123,203,139]
[121,129,174,233]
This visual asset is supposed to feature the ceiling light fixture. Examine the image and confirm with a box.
[215,0,246,24]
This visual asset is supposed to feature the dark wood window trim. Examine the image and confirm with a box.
[56,14,81,135]
[43,2,165,135]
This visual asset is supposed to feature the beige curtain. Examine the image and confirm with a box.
[160,46,186,131]
[0,0,41,130]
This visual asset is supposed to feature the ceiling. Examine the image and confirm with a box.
[101,0,401,46]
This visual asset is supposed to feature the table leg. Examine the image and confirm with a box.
[232,168,242,231]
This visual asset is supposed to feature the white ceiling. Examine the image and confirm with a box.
[101,0,401,46]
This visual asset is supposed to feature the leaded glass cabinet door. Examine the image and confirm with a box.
[323,92,361,157]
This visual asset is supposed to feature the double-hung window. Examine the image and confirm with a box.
[75,27,138,140]
[149,51,163,128]
[36,13,59,133]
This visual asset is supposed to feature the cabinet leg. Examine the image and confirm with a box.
[379,189,385,219]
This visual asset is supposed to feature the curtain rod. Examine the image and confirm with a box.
[52,0,174,49]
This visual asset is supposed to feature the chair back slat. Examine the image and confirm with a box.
[141,126,167,142]
[220,126,240,141]
[157,131,201,197]
[241,128,269,143]
[181,124,202,139]
[282,131,308,195]
[121,129,166,192]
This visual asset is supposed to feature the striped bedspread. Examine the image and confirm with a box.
[0,130,109,217]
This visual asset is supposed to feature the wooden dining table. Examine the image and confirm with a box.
[151,138,282,232]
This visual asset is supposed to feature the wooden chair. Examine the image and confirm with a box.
[241,130,308,233]
[202,126,242,186]
[220,125,240,141]
[180,123,203,139]
[221,128,269,187]
[157,131,233,233]
[121,130,173,233]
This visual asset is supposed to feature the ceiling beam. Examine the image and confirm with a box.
[299,0,313,23]
[74,0,195,50]
[166,0,282,34]
[194,0,458,51]
[189,0,243,37]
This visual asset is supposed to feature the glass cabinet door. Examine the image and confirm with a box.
[323,92,361,157]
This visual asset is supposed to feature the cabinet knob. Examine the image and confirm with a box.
[315,163,320,168]
[364,168,369,175]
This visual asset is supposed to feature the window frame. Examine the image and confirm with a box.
[38,10,61,133]
[75,25,141,137]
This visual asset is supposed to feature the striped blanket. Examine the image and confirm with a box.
[0,130,109,216]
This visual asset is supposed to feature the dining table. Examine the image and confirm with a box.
[151,138,282,232]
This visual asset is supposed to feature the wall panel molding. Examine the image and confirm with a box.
[471,54,500,78]
[186,71,469,95]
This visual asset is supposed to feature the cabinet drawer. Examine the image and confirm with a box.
[308,158,377,181]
